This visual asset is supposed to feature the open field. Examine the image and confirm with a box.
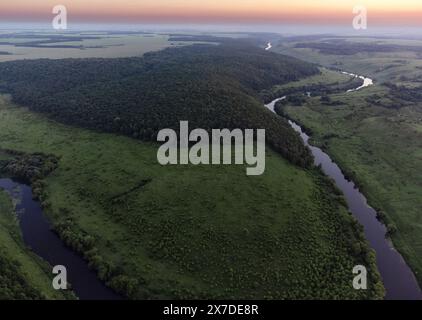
[0,32,199,62]
[272,67,352,91]
[274,36,422,82]
[272,36,422,287]
[0,30,256,62]
[0,95,383,299]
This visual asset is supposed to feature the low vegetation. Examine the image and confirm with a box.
[0,96,384,299]
[294,40,422,55]
[273,36,422,288]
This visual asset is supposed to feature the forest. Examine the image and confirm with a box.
[0,42,319,168]
[0,43,386,299]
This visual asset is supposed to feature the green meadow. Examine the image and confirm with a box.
[274,37,422,288]
[0,95,383,299]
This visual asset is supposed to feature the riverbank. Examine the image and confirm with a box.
[0,186,73,299]
[0,94,384,299]
[266,71,422,299]
[0,177,121,300]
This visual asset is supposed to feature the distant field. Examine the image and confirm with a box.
[0,95,383,299]
[274,36,422,82]
[0,30,256,62]
[272,67,352,91]
[0,32,196,61]
[272,37,422,288]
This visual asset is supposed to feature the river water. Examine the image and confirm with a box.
[0,178,121,300]
[0,63,420,299]
[342,71,374,92]
[265,74,422,300]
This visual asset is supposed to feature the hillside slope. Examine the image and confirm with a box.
[0,43,385,299]
[0,95,384,299]
[0,43,319,167]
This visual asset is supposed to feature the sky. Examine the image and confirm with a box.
[1,0,422,26]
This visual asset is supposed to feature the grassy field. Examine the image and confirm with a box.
[272,67,352,91]
[273,36,422,288]
[0,95,384,299]
[274,36,422,82]
[0,188,72,299]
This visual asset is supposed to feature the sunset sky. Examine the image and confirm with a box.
[1,0,422,25]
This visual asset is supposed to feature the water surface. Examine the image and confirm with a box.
[264,76,422,299]
[0,178,121,300]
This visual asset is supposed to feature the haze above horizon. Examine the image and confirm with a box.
[1,0,422,27]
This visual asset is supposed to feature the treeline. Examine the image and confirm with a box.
[0,150,58,184]
[53,213,142,298]
[310,169,385,299]
[167,34,269,47]
[384,82,422,104]
[364,83,422,109]
[0,43,319,168]
[168,35,234,43]
[0,149,59,209]
[261,77,363,103]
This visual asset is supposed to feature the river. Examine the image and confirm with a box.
[0,178,121,300]
[265,73,422,300]
[0,62,420,300]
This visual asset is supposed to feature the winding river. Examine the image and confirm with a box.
[0,57,420,299]
[265,73,422,300]
[0,178,121,300]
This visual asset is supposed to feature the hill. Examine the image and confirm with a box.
[0,95,384,299]
[0,43,319,167]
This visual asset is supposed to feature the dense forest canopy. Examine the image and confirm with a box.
[0,43,319,167]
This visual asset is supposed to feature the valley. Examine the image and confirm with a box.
[0,38,385,299]
[271,35,422,292]
[1,31,421,301]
